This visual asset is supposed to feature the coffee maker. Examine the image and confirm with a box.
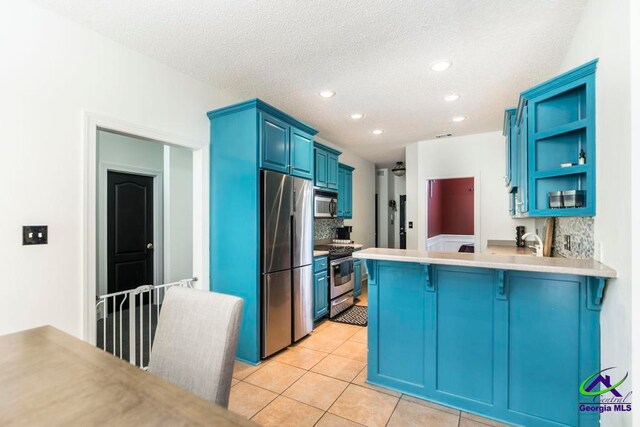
[336,226,352,241]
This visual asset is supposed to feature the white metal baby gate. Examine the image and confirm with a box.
[96,277,197,368]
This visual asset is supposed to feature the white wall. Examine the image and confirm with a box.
[376,169,390,248]
[167,146,193,282]
[315,138,376,249]
[559,1,633,425]
[405,131,535,251]
[0,1,237,338]
[405,144,419,249]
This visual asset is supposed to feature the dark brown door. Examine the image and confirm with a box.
[107,171,154,301]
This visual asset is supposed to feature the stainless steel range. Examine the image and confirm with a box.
[316,245,355,317]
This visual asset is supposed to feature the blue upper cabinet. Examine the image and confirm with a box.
[327,153,339,190]
[506,60,597,218]
[314,142,341,189]
[290,128,314,180]
[260,113,290,174]
[337,167,345,216]
[338,163,354,219]
[315,149,328,187]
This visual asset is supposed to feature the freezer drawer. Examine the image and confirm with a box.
[292,265,313,342]
[261,270,292,358]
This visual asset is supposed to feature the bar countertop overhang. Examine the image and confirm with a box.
[353,248,617,278]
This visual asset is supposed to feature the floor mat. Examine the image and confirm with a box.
[330,305,367,327]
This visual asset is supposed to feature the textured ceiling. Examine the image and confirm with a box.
[33,0,586,165]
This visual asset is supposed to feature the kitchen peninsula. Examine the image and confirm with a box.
[354,248,616,427]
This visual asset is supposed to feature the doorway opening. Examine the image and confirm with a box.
[93,128,195,366]
[426,177,475,252]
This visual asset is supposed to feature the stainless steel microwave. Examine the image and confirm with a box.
[314,190,337,218]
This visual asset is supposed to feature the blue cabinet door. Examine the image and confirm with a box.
[327,153,339,190]
[315,149,328,188]
[353,259,362,297]
[337,167,345,217]
[260,113,290,174]
[314,271,328,320]
[290,128,314,180]
[344,169,353,218]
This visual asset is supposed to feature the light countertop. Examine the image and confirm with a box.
[353,248,617,278]
[314,243,364,257]
[484,245,537,257]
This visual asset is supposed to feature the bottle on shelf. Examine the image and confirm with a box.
[578,149,586,165]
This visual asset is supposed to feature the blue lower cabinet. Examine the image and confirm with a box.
[313,271,328,320]
[353,259,362,297]
[365,260,602,427]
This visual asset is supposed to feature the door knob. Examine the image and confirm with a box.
[147,243,154,250]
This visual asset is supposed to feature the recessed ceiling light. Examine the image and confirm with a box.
[430,60,452,72]
[444,93,460,102]
[319,90,335,98]
[372,129,384,135]
[350,113,364,119]
[452,116,467,122]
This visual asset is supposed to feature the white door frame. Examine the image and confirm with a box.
[83,112,209,344]
[424,173,481,251]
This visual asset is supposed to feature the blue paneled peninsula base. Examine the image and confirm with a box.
[355,249,616,427]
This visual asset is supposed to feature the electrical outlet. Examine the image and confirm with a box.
[408,221,413,229]
[563,235,571,252]
[23,225,48,245]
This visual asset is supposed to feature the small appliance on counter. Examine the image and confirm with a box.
[515,226,526,248]
[336,226,352,242]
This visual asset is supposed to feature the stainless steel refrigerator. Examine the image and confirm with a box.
[261,170,313,358]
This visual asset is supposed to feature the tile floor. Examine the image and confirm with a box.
[229,287,511,427]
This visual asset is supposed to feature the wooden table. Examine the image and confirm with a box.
[0,326,254,426]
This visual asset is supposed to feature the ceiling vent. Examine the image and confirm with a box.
[435,133,453,139]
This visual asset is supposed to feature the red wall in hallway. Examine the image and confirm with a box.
[427,177,474,237]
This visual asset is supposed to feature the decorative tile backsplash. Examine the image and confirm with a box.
[535,217,594,259]
[314,218,344,240]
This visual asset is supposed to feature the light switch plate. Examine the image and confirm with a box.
[23,225,48,245]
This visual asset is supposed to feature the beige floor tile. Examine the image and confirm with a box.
[272,346,328,370]
[315,323,362,341]
[233,360,263,380]
[461,412,512,426]
[349,328,368,344]
[283,371,349,410]
[328,384,399,427]
[314,319,331,332]
[332,340,367,362]
[231,378,240,387]
[311,354,366,382]
[228,381,278,419]
[352,366,401,397]
[316,412,365,426]
[296,331,347,352]
[251,396,324,427]
[387,399,459,427]
[244,361,306,394]
[400,395,460,416]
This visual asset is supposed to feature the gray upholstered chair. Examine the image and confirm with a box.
[148,286,243,408]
